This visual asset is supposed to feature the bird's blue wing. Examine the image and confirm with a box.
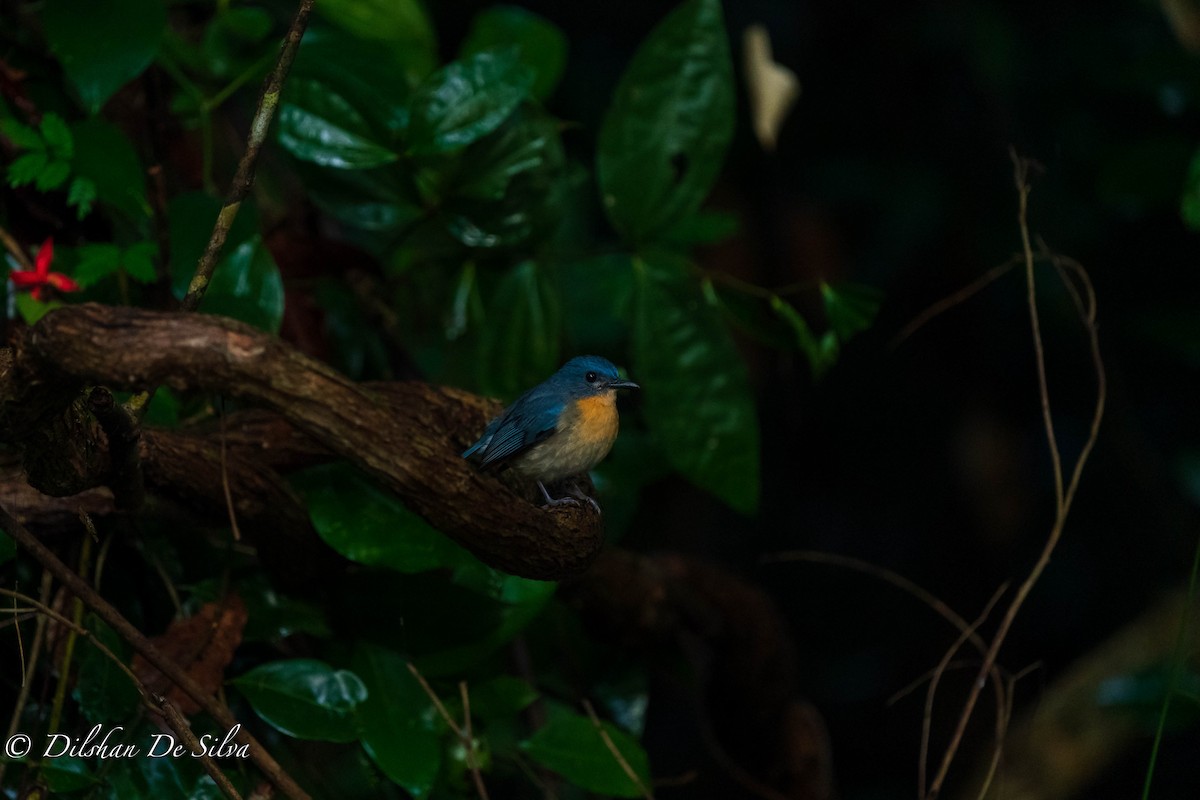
[466,388,564,469]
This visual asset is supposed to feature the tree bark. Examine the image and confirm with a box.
[8,303,604,580]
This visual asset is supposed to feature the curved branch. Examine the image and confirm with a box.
[21,303,604,580]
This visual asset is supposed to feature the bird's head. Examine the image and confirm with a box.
[554,355,639,398]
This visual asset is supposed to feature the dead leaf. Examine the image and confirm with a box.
[133,594,248,714]
[743,25,801,152]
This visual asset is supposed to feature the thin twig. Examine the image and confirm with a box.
[0,504,311,800]
[406,663,490,799]
[460,681,490,800]
[0,224,32,269]
[581,699,654,800]
[762,551,1010,798]
[891,255,1023,349]
[48,532,92,736]
[220,410,243,542]
[920,584,1008,799]
[180,0,313,313]
[128,0,316,418]
[0,586,242,800]
[925,150,1106,799]
[151,695,244,800]
[0,570,51,786]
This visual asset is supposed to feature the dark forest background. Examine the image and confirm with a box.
[1,0,1199,798]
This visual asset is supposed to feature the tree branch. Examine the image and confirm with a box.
[0,506,311,800]
[18,303,605,580]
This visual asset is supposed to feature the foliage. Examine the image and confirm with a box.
[0,0,884,798]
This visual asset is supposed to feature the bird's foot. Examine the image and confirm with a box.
[537,481,601,515]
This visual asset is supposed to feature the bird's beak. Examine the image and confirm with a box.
[608,379,639,390]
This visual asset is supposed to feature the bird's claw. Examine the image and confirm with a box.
[537,481,601,515]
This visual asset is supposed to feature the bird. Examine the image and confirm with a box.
[462,355,639,512]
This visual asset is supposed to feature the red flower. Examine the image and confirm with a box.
[9,238,79,301]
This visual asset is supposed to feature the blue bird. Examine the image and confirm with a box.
[463,356,638,511]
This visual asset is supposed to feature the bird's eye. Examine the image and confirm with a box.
[585,371,598,383]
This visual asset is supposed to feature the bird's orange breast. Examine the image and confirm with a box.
[513,391,620,482]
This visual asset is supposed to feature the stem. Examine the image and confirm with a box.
[0,505,311,800]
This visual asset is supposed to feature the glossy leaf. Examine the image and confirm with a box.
[597,0,734,243]
[468,675,538,719]
[42,0,165,113]
[200,237,286,333]
[460,6,568,100]
[291,462,471,573]
[71,118,147,221]
[278,77,399,169]
[42,755,95,793]
[476,260,561,398]
[316,0,436,81]
[560,253,636,354]
[406,49,534,155]
[633,257,760,512]
[521,711,652,798]
[74,615,140,723]
[233,659,367,742]
[168,192,259,294]
[352,643,443,797]
[440,109,568,248]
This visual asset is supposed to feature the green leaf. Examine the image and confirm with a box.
[71,118,147,220]
[0,118,43,150]
[521,711,652,798]
[468,675,538,719]
[240,574,332,642]
[278,77,399,169]
[15,292,61,325]
[560,254,636,355]
[39,113,74,159]
[0,530,15,565]
[460,6,568,101]
[7,151,48,187]
[439,109,568,248]
[233,659,367,742]
[201,7,274,80]
[42,0,165,113]
[74,615,140,723]
[200,237,286,333]
[1182,146,1200,231]
[820,281,882,340]
[67,176,97,218]
[293,161,421,233]
[123,241,159,283]
[168,191,259,293]
[633,257,760,512]
[772,294,839,379]
[476,260,561,398]
[597,0,734,243]
[34,159,71,191]
[407,49,534,155]
[290,462,471,573]
[316,0,436,81]
[42,755,96,793]
[352,643,443,797]
[74,243,123,288]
